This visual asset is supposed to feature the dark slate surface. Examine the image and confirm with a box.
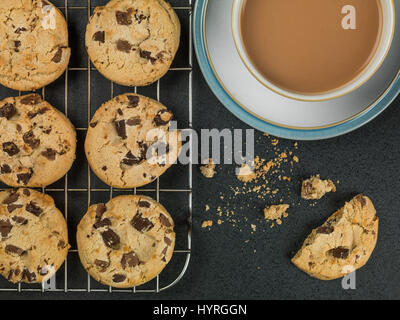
[0,0,400,300]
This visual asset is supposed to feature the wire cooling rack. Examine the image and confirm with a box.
[0,0,192,294]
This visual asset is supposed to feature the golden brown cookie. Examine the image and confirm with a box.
[292,194,378,280]
[0,0,70,91]
[85,0,180,86]
[77,195,175,288]
[0,188,69,283]
[85,93,181,189]
[0,94,76,187]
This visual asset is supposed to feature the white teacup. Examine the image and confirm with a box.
[232,0,395,102]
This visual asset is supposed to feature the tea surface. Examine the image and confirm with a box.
[240,0,383,95]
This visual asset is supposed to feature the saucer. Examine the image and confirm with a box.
[193,0,400,140]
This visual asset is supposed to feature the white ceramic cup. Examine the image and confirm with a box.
[232,0,395,102]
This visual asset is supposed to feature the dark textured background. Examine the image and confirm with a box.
[0,0,400,300]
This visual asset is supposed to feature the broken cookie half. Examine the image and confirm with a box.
[292,194,378,280]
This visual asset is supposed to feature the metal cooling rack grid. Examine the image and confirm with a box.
[0,0,192,294]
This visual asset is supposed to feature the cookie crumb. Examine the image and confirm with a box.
[236,162,256,182]
[201,220,213,228]
[264,204,290,225]
[301,175,336,200]
[205,204,210,212]
[200,159,216,178]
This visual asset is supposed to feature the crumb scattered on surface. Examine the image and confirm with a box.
[264,204,290,227]
[301,175,336,200]
[236,162,257,182]
[199,134,302,236]
[200,158,216,178]
[201,220,213,228]
[205,204,210,211]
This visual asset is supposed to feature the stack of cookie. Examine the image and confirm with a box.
[0,0,181,288]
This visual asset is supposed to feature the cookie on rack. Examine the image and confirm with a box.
[85,93,181,189]
[77,195,175,288]
[85,0,180,86]
[0,94,76,188]
[292,194,378,280]
[0,188,69,284]
[0,0,71,91]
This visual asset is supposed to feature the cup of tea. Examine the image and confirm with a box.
[232,0,395,102]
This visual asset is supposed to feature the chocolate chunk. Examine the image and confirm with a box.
[27,107,48,119]
[138,142,149,159]
[3,142,20,156]
[58,240,66,249]
[121,151,142,166]
[154,109,173,126]
[26,201,43,216]
[139,50,156,63]
[41,148,56,160]
[131,213,154,232]
[95,203,107,220]
[317,226,334,234]
[164,237,172,246]
[22,189,30,196]
[161,246,168,256]
[0,164,11,174]
[94,218,112,229]
[101,228,120,250]
[0,220,12,238]
[0,103,17,119]
[14,40,21,52]
[116,39,132,53]
[7,270,14,281]
[102,166,107,171]
[20,94,42,105]
[90,121,98,128]
[328,247,349,259]
[355,195,366,207]
[159,214,171,227]
[8,204,23,213]
[126,117,141,126]
[22,269,36,282]
[93,31,105,43]
[23,131,40,149]
[134,13,147,23]
[15,27,27,34]
[112,274,126,283]
[12,216,28,225]
[117,108,123,116]
[17,171,33,185]
[42,127,52,134]
[16,124,22,132]
[95,259,110,272]
[5,245,25,256]
[115,120,127,139]
[127,95,139,107]
[116,11,132,25]
[138,200,150,208]
[3,192,19,205]
[121,251,139,269]
[51,48,63,63]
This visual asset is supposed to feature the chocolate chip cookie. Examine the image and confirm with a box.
[0,188,69,283]
[292,194,378,280]
[77,195,175,288]
[85,0,180,86]
[0,0,71,91]
[85,93,181,189]
[0,94,76,187]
